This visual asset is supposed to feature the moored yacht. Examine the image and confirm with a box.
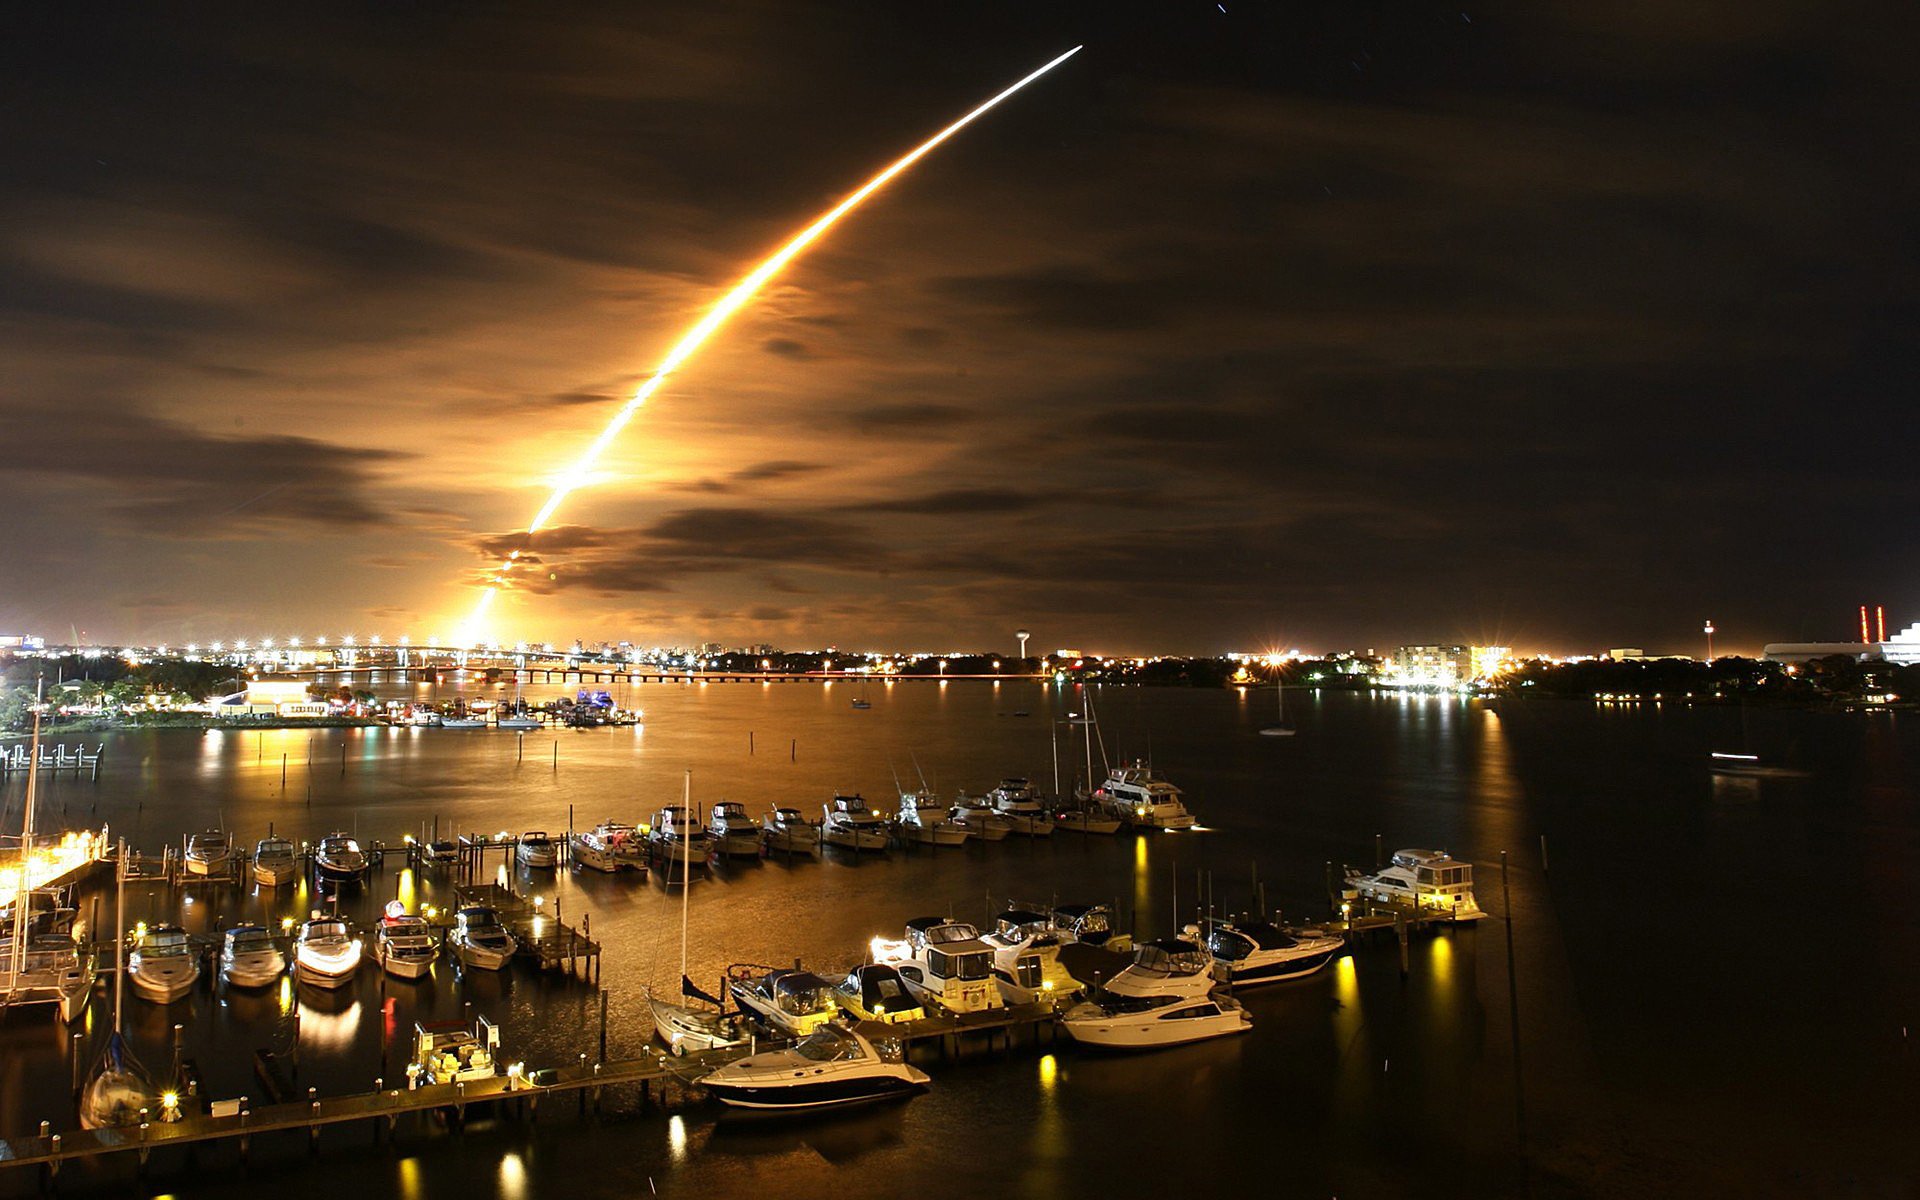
[947,793,1012,841]
[821,795,889,852]
[649,805,710,881]
[1344,848,1486,921]
[726,964,840,1037]
[219,924,286,989]
[128,923,199,1003]
[572,820,646,873]
[515,831,558,870]
[1050,903,1130,953]
[833,963,924,1024]
[251,835,297,887]
[895,790,969,847]
[987,778,1053,836]
[763,807,823,856]
[708,802,763,858]
[1099,937,1218,1002]
[698,1023,929,1111]
[871,918,1002,1014]
[1203,920,1344,985]
[450,906,517,971]
[183,829,234,878]
[312,833,368,885]
[1052,801,1122,835]
[981,908,1078,1004]
[293,914,362,988]
[376,902,440,979]
[1060,992,1252,1050]
[1091,762,1197,830]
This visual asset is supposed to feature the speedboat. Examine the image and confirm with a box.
[947,793,1012,841]
[870,918,1002,1014]
[515,831,558,870]
[698,1023,929,1111]
[411,1018,499,1086]
[833,963,924,1024]
[128,923,200,1003]
[708,802,764,858]
[981,908,1080,1004]
[763,807,823,856]
[648,978,750,1056]
[376,902,439,979]
[293,914,362,988]
[895,790,969,847]
[1203,920,1345,985]
[573,820,646,873]
[183,829,234,877]
[312,833,368,885]
[1092,762,1197,830]
[726,964,840,1037]
[821,795,889,852]
[251,835,298,887]
[450,906,517,971]
[987,778,1053,836]
[219,923,286,989]
[1343,848,1486,921]
[1052,801,1122,835]
[1060,992,1252,1050]
[649,805,710,882]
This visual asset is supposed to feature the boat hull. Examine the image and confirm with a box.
[763,831,821,855]
[252,861,296,887]
[295,958,359,988]
[1062,1006,1250,1049]
[711,832,762,858]
[222,952,287,990]
[1219,945,1342,986]
[705,1069,928,1110]
[822,826,889,852]
[128,961,199,1004]
[454,943,514,972]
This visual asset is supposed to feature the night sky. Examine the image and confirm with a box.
[2,1,1914,654]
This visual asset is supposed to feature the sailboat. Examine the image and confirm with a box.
[496,673,541,730]
[648,771,750,1055]
[1258,673,1296,737]
[3,685,96,1022]
[80,838,159,1129]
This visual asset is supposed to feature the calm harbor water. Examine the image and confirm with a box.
[2,681,1915,1198]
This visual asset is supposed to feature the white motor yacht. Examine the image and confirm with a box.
[649,805,710,882]
[183,829,234,878]
[1060,992,1252,1050]
[870,918,1002,1014]
[251,836,297,887]
[293,914,362,988]
[411,1018,499,1086]
[981,908,1079,1004]
[1344,849,1486,921]
[698,1023,929,1111]
[450,906,517,971]
[763,807,823,856]
[376,903,440,979]
[987,778,1053,837]
[515,831,558,870]
[1203,920,1345,985]
[947,793,1013,841]
[708,802,763,858]
[572,820,647,874]
[821,795,889,852]
[128,923,200,1003]
[726,964,840,1037]
[833,963,925,1024]
[895,791,970,847]
[1092,762,1197,830]
[219,923,286,989]
[312,833,368,886]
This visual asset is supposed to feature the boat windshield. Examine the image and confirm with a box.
[227,928,274,951]
[925,923,980,944]
[794,1030,862,1062]
[1134,943,1208,975]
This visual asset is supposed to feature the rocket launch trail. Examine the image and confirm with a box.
[463,45,1083,637]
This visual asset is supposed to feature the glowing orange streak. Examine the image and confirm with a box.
[463,45,1082,637]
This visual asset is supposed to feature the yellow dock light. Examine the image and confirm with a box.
[281,917,296,932]
[134,921,148,941]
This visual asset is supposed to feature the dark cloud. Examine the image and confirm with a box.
[852,488,1061,516]
[761,338,813,360]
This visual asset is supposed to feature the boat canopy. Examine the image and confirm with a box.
[224,924,273,949]
[844,964,917,1011]
[1132,938,1210,976]
[770,970,835,1011]
[906,917,981,944]
[457,907,503,927]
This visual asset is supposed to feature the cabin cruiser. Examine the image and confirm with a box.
[376,902,440,979]
[293,914,362,988]
[1060,992,1252,1050]
[833,963,924,1024]
[946,793,1013,841]
[450,906,517,971]
[981,908,1078,1004]
[763,807,823,856]
[251,835,297,887]
[0,934,93,1020]
[183,829,234,877]
[410,1018,499,1086]
[648,977,750,1056]
[708,802,764,858]
[1100,938,1218,1002]
[821,795,889,852]
[515,831,558,870]
[726,964,840,1037]
[128,923,200,1003]
[871,918,1002,1014]
[895,790,969,847]
[1092,762,1197,830]
[1344,849,1486,921]
[219,923,286,989]
[1053,801,1122,835]
[649,806,710,881]
[987,778,1053,836]
[698,1023,929,1111]
[1203,920,1344,985]
[572,820,647,873]
[312,833,368,885]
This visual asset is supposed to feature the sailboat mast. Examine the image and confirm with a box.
[114,838,126,1032]
[1050,713,1060,799]
[679,770,691,980]
[11,678,45,979]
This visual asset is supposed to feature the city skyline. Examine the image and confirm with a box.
[3,4,1914,653]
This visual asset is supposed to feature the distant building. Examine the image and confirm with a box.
[1606,648,1692,662]
[1764,622,1919,665]
[0,634,45,650]
[1396,645,1470,674]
